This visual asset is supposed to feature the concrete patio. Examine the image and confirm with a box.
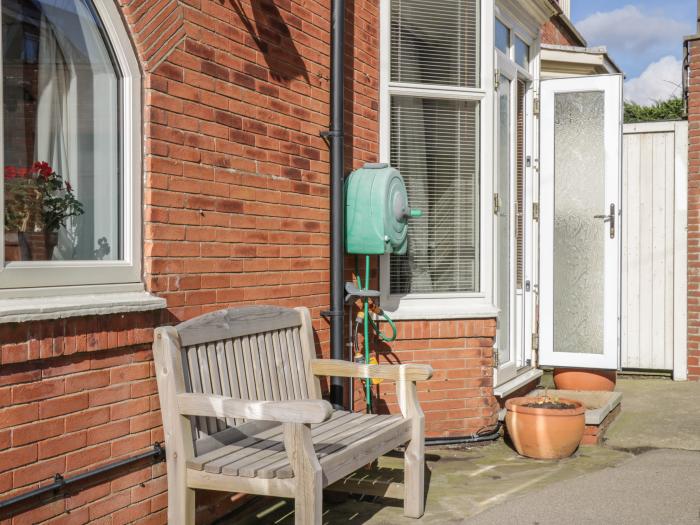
[217,377,700,524]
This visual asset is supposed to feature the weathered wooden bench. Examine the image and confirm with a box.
[153,305,433,524]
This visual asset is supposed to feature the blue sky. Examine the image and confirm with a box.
[570,1,694,104]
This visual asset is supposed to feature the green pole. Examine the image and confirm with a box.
[364,255,371,412]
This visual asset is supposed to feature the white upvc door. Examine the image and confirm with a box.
[539,74,623,370]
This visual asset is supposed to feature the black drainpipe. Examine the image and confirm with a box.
[326,0,346,408]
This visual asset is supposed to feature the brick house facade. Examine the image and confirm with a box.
[0,0,601,523]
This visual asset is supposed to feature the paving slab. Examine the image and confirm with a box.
[605,377,700,451]
[465,449,700,525]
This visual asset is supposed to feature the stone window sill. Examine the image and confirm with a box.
[0,291,166,323]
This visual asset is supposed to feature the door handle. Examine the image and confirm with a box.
[594,203,615,239]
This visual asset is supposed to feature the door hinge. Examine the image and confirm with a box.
[533,96,540,116]
[494,69,500,90]
[532,202,539,221]
[494,348,499,367]
[493,193,501,215]
[532,333,539,351]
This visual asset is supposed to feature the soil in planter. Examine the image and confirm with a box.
[523,401,577,409]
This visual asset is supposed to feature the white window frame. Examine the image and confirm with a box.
[492,3,540,386]
[0,0,143,299]
[378,0,497,320]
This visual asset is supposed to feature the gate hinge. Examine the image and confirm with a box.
[532,333,539,351]
[532,202,539,221]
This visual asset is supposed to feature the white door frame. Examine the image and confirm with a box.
[494,50,535,385]
[539,74,623,370]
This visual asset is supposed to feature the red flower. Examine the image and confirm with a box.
[31,161,52,179]
[4,166,17,179]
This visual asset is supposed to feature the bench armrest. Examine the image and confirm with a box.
[310,359,433,382]
[176,393,333,424]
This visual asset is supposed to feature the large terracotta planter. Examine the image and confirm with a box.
[505,396,585,459]
[553,368,616,392]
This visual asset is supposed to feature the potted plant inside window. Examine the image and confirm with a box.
[4,162,84,261]
[505,392,585,459]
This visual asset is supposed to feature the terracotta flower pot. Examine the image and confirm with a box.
[505,396,585,459]
[5,231,58,261]
[553,368,616,392]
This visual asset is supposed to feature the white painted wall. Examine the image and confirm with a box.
[622,121,687,379]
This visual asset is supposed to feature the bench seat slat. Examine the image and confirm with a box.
[223,411,368,476]
[194,410,357,474]
[235,412,386,478]
[187,411,409,481]
[259,414,407,480]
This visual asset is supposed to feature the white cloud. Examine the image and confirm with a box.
[577,5,691,57]
[624,55,682,105]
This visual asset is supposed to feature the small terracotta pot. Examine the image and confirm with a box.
[505,397,585,459]
[553,368,616,392]
[5,231,58,261]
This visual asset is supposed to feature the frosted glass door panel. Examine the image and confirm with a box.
[553,91,606,354]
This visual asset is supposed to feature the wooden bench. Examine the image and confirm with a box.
[153,305,433,524]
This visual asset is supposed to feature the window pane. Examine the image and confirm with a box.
[495,18,509,54]
[391,0,480,88]
[496,75,511,365]
[515,80,526,289]
[390,96,480,294]
[515,36,529,68]
[3,0,121,262]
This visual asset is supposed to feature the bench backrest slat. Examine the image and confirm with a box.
[173,306,320,448]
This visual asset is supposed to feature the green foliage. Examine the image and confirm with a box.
[4,162,84,233]
[624,97,684,123]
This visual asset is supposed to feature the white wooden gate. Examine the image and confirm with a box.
[622,121,687,379]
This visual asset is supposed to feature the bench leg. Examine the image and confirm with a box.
[284,423,323,525]
[403,382,426,518]
[167,461,195,524]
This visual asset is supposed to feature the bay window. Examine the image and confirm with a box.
[0,0,142,295]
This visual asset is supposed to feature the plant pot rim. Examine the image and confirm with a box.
[553,367,617,373]
[505,396,585,417]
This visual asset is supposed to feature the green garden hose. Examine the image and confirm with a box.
[353,255,399,413]
[363,255,371,410]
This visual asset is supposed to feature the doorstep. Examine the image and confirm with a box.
[498,388,623,446]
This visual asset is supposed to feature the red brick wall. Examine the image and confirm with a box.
[373,319,499,438]
[1,0,500,522]
[540,16,584,47]
[0,314,170,524]
[687,38,700,380]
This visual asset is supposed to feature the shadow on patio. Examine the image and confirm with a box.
[216,377,700,524]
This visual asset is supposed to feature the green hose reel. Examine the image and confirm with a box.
[345,163,421,255]
[344,163,421,413]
